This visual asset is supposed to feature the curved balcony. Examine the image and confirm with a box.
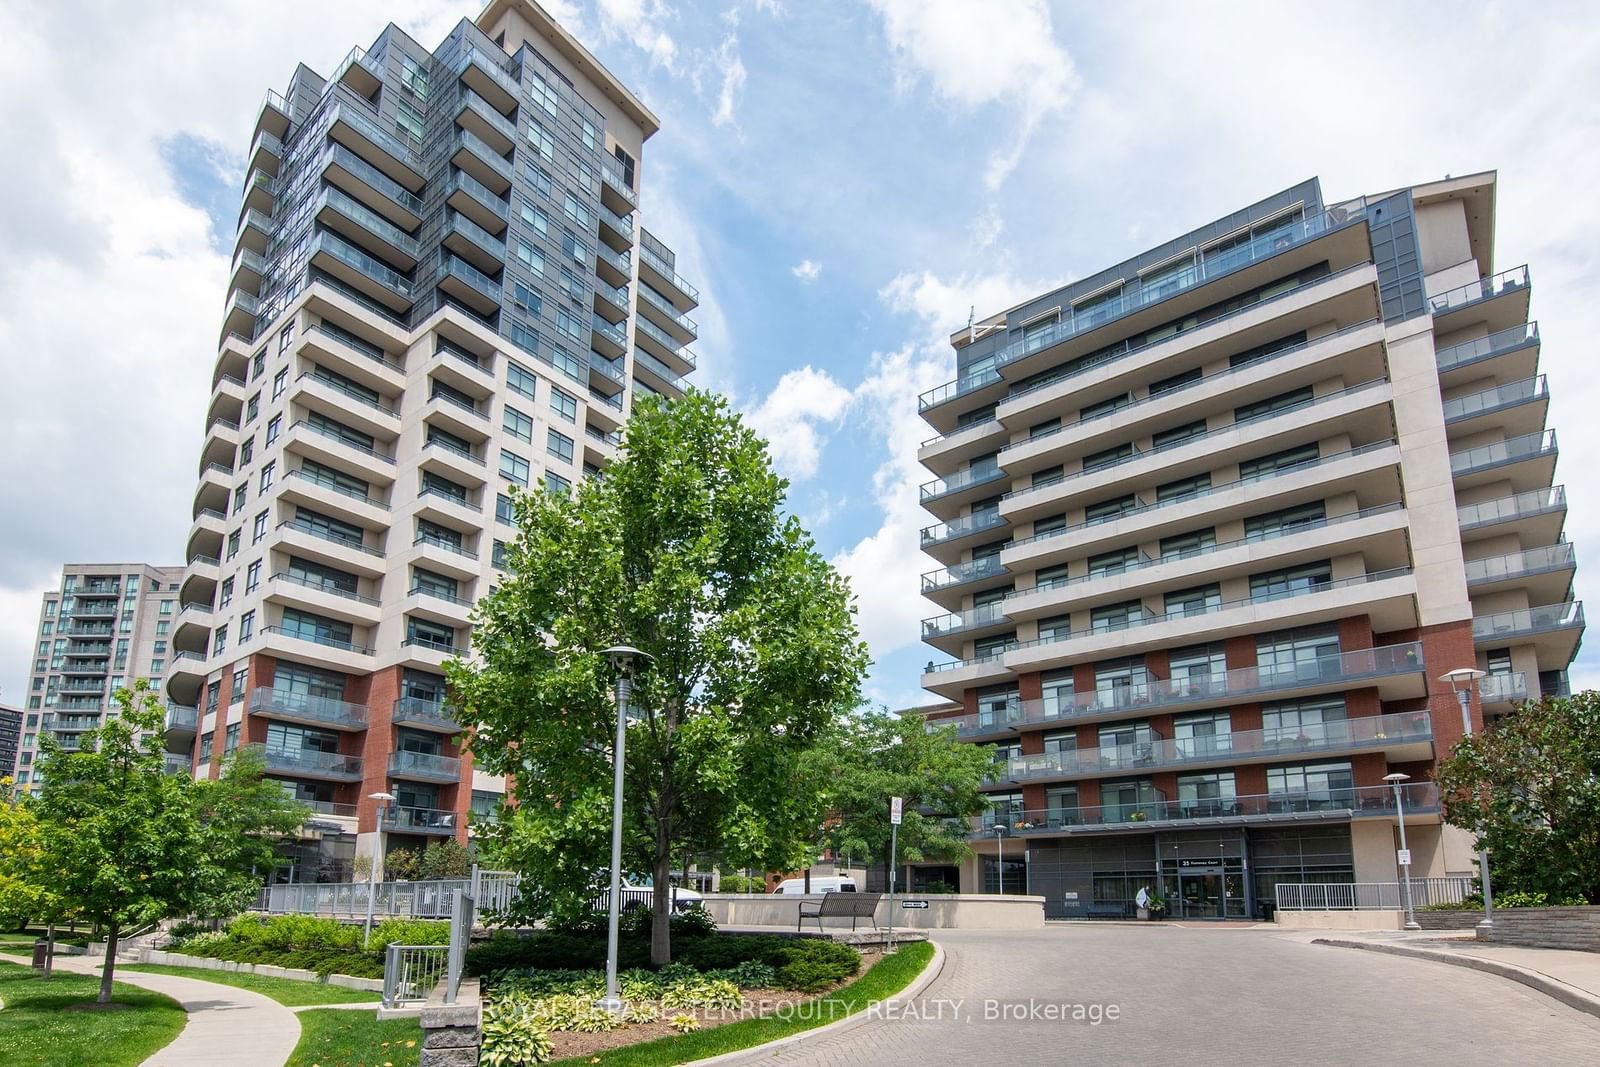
[392,697,460,733]
[246,742,364,782]
[388,749,462,783]
[248,686,368,731]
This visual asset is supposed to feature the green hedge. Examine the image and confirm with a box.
[469,932,858,992]
[169,915,449,979]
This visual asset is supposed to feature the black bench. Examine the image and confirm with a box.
[798,893,883,932]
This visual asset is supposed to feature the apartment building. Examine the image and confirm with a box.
[12,564,186,791]
[0,705,21,783]
[912,172,1578,919]
[164,0,698,882]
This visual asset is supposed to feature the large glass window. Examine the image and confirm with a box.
[1266,760,1355,810]
[279,609,353,648]
[1173,710,1232,758]
[1250,560,1332,601]
[1164,584,1221,618]
[1244,501,1327,541]
[502,406,534,443]
[1256,627,1341,680]
[1262,696,1348,745]
[1091,600,1143,633]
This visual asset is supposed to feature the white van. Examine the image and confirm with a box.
[775,876,858,895]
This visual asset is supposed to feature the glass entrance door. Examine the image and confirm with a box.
[1179,870,1223,918]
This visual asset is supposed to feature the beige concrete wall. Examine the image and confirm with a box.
[1352,819,1400,882]
[1415,200,1475,277]
[1274,910,1404,931]
[700,893,1046,930]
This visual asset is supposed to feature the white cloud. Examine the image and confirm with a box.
[710,30,748,127]
[868,0,1077,189]
[744,366,853,481]
[791,258,822,282]
[595,0,679,70]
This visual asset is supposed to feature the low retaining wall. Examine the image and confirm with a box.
[1274,910,1404,931]
[417,978,481,1067]
[701,893,1045,930]
[1477,907,1600,951]
[1415,910,1484,930]
[138,947,385,990]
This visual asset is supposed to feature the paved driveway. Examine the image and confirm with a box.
[756,925,1600,1065]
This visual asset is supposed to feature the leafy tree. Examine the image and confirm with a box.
[1436,692,1600,903]
[451,391,868,964]
[29,681,306,1003]
[191,746,312,921]
[419,838,473,880]
[803,708,994,887]
[385,847,421,881]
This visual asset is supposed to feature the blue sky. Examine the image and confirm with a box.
[2,0,1600,711]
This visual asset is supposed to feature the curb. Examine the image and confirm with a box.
[1313,938,1600,1020]
[685,940,947,1066]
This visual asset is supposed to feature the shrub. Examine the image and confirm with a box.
[419,838,473,880]
[717,874,766,893]
[622,1001,660,1024]
[368,918,450,954]
[711,960,776,988]
[482,997,555,1066]
[523,993,623,1033]
[661,978,742,1012]
[669,1013,700,1034]
[770,939,859,992]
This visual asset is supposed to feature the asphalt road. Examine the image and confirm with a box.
[745,924,1600,1065]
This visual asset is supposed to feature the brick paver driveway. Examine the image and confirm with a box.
[754,925,1600,1065]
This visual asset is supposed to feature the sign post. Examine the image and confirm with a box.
[887,796,902,954]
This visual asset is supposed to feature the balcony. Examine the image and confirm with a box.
[596,243,632,288]
[300,322,406,392]
[308,230,414,312]
[1464,543,1577,602]
[973,783,1440,838]
[248,129,283,177]
[327,100,425,192]
[591,314,627,359]
[259,625,374,658]
[632,347,687,397]
[164,703,198,739]
[291,371,400,438]
[315,187,420,269]
[455,44,521,113]
[221,287,259,340]
[230,246,267,295]
[441,212,506,274]
[637,283,698,344]
[600,155,638,214]
[919,461,1006,514]
[451,128,514,194]
[383,805,459,835]
[634,313,696,368]
[636,241,698,308]
[276,519,386,578]
[921,554,1009,599]
[1435,321,1540,386]
[454,88,517,155]
[1429,265,1531,334]
[285,419,397,484]
[248,686,368,731]
[436,255,503,317]
[322,143,426,230]
[241,167,276,216]
[388,749,462,783]
[919,215,1374,419]
[1472,602,1584,665]
[392,696,460,733]
[990,712,1433,786]
[920,509,1010,560]
[235,207,272,256]
[419,437,488,487]
[1449,429,1557,491]
[280,468,390,526]
[1442,375,1547,439]
[594,281,629,323]
[1479,671,1529,711]
[599,203,634,250]
[410,535,480,581]
[922,601,1011,642]
[247,743,364,782]
[446,171,510,234]
[919,416,1010,476]
[1458,485,1566,544]
[265,572,382,626]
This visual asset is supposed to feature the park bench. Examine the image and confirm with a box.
[797,892,883,932]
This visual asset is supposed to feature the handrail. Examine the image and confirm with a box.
[1428,264,1529,314]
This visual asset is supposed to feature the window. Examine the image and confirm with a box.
[1235,385,1314,424]
[550,386,576,422]
[1088,547,1137,577]
[547,428,573,463]
[1032,514,1066,538]
[507,361,538,401]
[272,369,287,401]
[1244,501,1326,541]
[245,560,261,593]
[212,625,227,655]
[1080,394,1130,422]
[1156,473,1211,503]
[1168,644,1226,685]
[411,568,459,601]
[252,350,266,379]
[1084,495,1136,524]
[526,121,555,161]
[499,449,530,487]
[199,731,214,763]
[160,599,174,616]
[44,600,56,616]
[1256,627,1341,678]
[563,191,590,227]
[308,410,376,451]
[224,722,240,755]
[1037,614,1072,642]
[400,53,429,99]
[153,641,167,654]
[287,555,360,596]
[1082,443,1132,472]
[1240,442,1319,481]
[1266,760,1355,806]
[492,540,509,569]
[1486,648,1513,675]
[280,609,353,648]
[560,230,588,266]
[246,393,260,422]
[266,415,281,444]
[1230,331,1308,369]
[1176,770,1236,811]
[503,406,533,442]
[426,425,473,459]
[155,620,168,635]
[278,321,296,352]
[407,616,455,651]
[1030,417,1061,439]
[1164,584,1221,618]
[396,100,425,143]
[1262,697,1347,744]
[496,493,515,526]
[1152,419,1207,451]
[240,436,254,466]
[543,471,570,494]
[1250,560,1332,601]
[252,510,268,544]
[226,530,241,560]
[233,485,248,514]
[239,611,255,643]
[515,240,545,279]
[1091,600,1144,633]
[292,506,365,547]
[1149,366,1202,396]
[1160,528,1216,560]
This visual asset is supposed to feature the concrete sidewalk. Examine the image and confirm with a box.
[1293,928,1600,1019]
[51,954,302,1066]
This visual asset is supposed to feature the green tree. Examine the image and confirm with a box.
[451,391,868,964]
[191,746,312,921]
[804,708,994,887]
[419,838,473,880]
[30,682,306,1003]
[1436,692,1600,903]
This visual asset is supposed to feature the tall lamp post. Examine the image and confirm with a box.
[991,825,1007,894]
[1441,667,1494,928]
[363,791,396,947]
[599,645,652,1014]
[1384,773,1420,930]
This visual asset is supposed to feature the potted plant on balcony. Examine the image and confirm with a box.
[1128,809,1148,822]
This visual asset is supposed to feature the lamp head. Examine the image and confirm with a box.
[602,645,652,674]
[1439,667,1487,690]
[1382,772,1410,784]
[369,791,397,801]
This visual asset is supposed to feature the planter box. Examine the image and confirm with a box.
[1414,910,1482,930]
[1477,906,1600,952]
[139,948,385,990]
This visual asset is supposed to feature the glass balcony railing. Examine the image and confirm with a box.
[453,128,513,181]
[259,625,375,656]
[596,242,632,279]
[414,533,477,560]
[246,743,364,780]
[637,243,698,303]
[920,462,1005,502]
[991,712,1432,783]
[919,214,1369,411]
[1449,429,1556,476]
[456,87,517,143]
[927,570,1415,673]
[1480,672,1529,705]
[922,555,1008,593]
[318,187,420,258]
[1457,485,1565,530]
[1472,602,1584,641]
[249,686,368,728]
[633,348,686,390]
[923,601,1010,639]
[448,170,509,221]
[600,155,638,207]
[298,371,397,416]
[454,43,522,100]
[325,144,425,216]
[591,314,627,349]
[311,230,413,300]
[921,509,1008,548]
[443,211,506,258]
[290,419,396,463]
[599,202,634,238]
[165,704,198,731]
[383,805,459,833]
[1428,265,1530,315]
[1435,321,1539,372]
[389,749,462,779]
[393,697,459,730]
[269,571,381,605]
[637,284,698,334]
[974,783,1439,836]
[305,322,403,372]
[1464,543,1575,585]
[330,100,423,172]
[635,314,689,354]
[440,254,502,302]
[283,467,388,509]
[1442,376,1545,422]
[278,518,383,557]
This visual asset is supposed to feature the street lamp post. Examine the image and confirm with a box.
[1441,667,1494,929]
[599,645,652,1015]
[1385,773,1420,930]
[991,826,1006,894]
[363,791,396,948]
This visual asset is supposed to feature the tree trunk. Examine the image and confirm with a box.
[98,921,119,1004]
[650,820,672,966]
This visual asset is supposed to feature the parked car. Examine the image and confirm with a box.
[775,876,858,895]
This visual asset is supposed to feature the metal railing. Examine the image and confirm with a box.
[1428,264,1529,315]
[1449,429,1556,476]
[382,944,448,1008]
[1441,375,1545,422]
[1275,878,1475,911]
[1463,543,1575,584]
[1471,601,1584,641]
[1435,320,1539,371]
[922,554,1007,593]
[259,877,481,919]
[1457,485,1565,530]
[249,686,368,729]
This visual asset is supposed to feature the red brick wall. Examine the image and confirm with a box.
[1416,618,1480,755]
[356,665,403,834]
[1231,703,1263,731]
[1224,636,1256,670]
[1337,614,1374,651]
[1017,672,1041,702]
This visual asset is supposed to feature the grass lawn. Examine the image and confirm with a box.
[122,963,380,1007]
[546,940,938,1066]
[0,960,186,1067]
[288,1008,422,1067]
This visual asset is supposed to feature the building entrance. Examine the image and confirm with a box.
[1157,831,1250,919]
